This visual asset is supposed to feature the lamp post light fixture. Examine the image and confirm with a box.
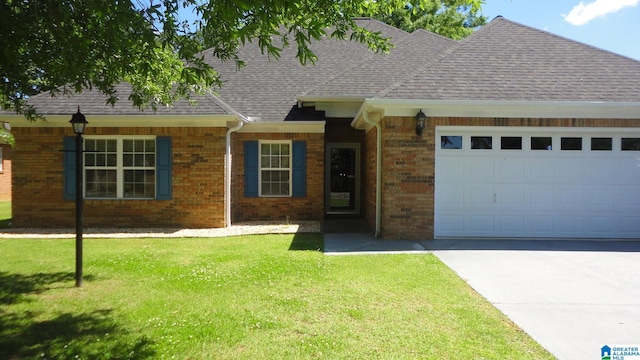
[69,107,88,287]
[415,109,426,136]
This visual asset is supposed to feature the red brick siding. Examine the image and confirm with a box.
[0,145,11,201]
[378,117,640,240]
[11,127,226,228]
[231,132,324,222]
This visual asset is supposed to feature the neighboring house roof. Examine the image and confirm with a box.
[4,16,640,122]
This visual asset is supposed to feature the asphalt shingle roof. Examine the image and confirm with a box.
[10,17,640,120]
[383,17,640,102]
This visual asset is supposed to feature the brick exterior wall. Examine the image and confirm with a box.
[11,126,226,228]
[231,132,324,223]
[377,116,640,240]
[0,145,11,201]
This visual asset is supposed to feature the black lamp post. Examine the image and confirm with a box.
[415,109,426,136]
[69,107,88,287]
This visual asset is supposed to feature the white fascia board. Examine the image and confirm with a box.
[236,121,326,133]
[8,115,236,128]
[353,99,640,128]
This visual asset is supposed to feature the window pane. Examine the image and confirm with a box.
[106,140,117,152]
[501,137,522,150]
[471,136,492,149]
[281,156,290,168]
[622,138,640,151]
[261,144,270,155]
[281,144,290,155]
[261,155,270,168]
[441,136,462,149]
[531,137,552,150]
[123,154,133,167]
[85,169,117,198]
[123,140,134,152]
[123,170,154,198]
[591,138,612,151]
[561,137,582,150]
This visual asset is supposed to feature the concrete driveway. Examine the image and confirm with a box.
[426,240,640,360]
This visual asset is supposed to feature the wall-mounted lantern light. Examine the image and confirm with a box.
[415,109,426,136]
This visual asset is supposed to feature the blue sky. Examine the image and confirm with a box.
[481,0,640,60]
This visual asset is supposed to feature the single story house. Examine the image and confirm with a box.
[2,17,640,239]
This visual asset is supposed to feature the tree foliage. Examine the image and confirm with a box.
[362,0,486,39]
[0,0,485,121]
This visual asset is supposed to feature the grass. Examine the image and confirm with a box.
[0,234,554,359]
[0,201,10,228]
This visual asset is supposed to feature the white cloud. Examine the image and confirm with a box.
[563,0,639,25]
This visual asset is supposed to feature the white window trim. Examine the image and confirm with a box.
[84,136,156,199]
[258,140,292,197]
[0,147,3,172]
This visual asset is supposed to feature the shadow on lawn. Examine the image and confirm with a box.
[0,272,156,359]
[288,233,324,252]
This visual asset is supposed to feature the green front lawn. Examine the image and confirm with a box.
[0,235,553,359]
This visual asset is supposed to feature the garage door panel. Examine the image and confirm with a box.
[528,158,556,184]
[558,216,584,233]
[468,215,494,232]
[585,159,617,184]
[499,215,525,232]
[499,158,526,183]
[438,214,465,234]
[588,217,614,234]
[555,159,584,184]
[559,188,584,206]
[529,188,555,206]
[615,216,640,233]
[469,186,494,205]
[497,188,525,206]
[615,159,640,185]
[584,188,616,208]
[437,157,465,182]
[468,159,495,183]
[529,216,555,233]
[435,185,464,207]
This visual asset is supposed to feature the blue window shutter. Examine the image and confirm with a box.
[244,141,259,197]
[156,137,172,200]
[292,141,306,197]
[63,137,76,200]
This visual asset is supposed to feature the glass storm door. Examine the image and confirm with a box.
[326,144,360,214]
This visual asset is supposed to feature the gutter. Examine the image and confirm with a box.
[361,111,382,237]
[225,115,254,227]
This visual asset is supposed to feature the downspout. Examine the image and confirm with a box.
[362,111,382,237]
[225,117,245,228]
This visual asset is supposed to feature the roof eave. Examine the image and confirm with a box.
[353,99,640,128]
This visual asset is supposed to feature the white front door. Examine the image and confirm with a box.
[435,127,640,239]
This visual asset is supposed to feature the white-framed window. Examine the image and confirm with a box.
[84,136,156,199]
[0,147,3,172]
[259,141,291,196]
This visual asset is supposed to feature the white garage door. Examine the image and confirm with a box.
[435,127,640,239]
